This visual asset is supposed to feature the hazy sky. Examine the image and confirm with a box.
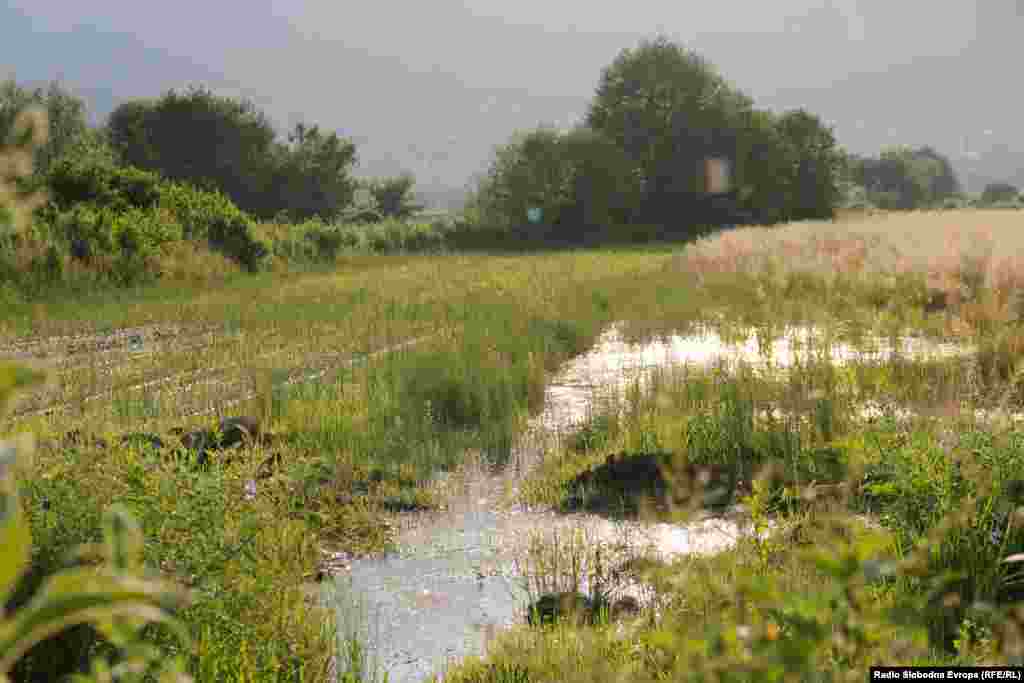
[4,1,1022,197]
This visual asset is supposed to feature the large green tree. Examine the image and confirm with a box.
[469,124,644,244]
[107,89,359,221]
[585,36,754,231]
[558,125,642,237]
[470,126,573,237]
[265,121,359,221]
[772,108,844,221]
[106,86,278,214]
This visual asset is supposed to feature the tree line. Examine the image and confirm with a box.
[4,35,1022,256]
[468,37,848,244]
[1,80,423,225]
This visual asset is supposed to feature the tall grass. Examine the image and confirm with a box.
[2,243,687,680]
[10,202,1024,680]
[439,207,1024,682]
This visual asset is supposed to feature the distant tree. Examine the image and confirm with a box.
[730,107,790,224]
[771,108,844,221]
[0,79,94,178]
[980,181,1020,205]
[107,90,359,221]
[586,36,754,233]
[557,126,643,238]
[913,145,960,200]
[366,173,425,220]
[106,100,157,168]
[847,145,961,210]
[470,124,645,244]
[847,148,921,209]
[265,121,359,221]
[105,86,279,215]
[470,126,574,239]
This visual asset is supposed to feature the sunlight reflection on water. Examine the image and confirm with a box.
[329,320,976,682]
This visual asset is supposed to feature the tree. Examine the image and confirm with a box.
[913,145,960,200]
[980,181,1020,205]
[586,36,753,232]
[470,126,575,239]
[558,126,642,239]
[107,91,360,221]
[847,145,962,210]
[0,79,94,178]
[366,173,425,220]
[469,124,644,244]
[106,99,157,168]
[772,108,844,221]
[105,86,279,215]
[265,121,359,221]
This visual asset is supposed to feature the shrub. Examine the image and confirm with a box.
[45,157,162,212]
[52,204,180,284]
[158,180,268,271]
[303,221,345,261]
[206,213,269,272]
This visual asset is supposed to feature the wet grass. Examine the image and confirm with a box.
[8,207,1024,680]
[436,209,1024,682]
[3,247,684,681]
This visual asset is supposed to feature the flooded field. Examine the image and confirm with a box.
[324,320,978,682]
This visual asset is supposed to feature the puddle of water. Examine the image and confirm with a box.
[326,321,975,682]
[539,322,972,430]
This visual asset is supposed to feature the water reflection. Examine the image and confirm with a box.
[328,321,976,682]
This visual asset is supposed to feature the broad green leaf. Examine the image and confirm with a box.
[0,484,31,609]
[0,572,190,672]
[102,505,145,574]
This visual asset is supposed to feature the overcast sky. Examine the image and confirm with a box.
[4,1,1022,197]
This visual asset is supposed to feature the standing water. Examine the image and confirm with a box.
[324,321,973,682]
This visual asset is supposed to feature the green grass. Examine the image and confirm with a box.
[10,208,1024,680]
[3,246,682,681]
[436,210,1024,682]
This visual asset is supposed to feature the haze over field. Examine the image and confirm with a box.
[4,1,1022,207]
